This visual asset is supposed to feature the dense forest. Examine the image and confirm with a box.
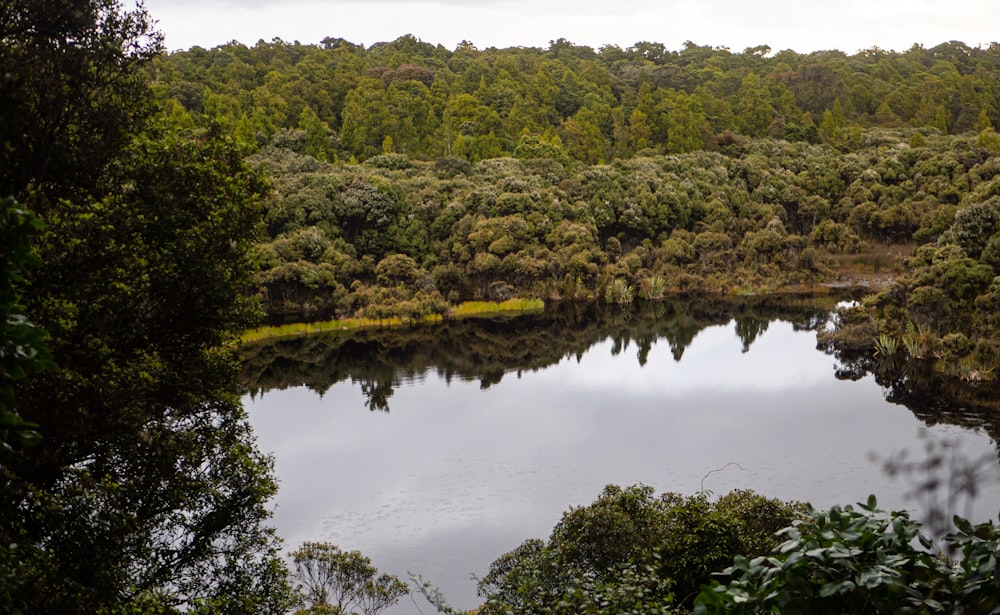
[149,35,1000,381]
[152,36,1000,161]
[6,0,1000,611]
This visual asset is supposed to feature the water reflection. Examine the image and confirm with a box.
[242,297,1000,613]
[242,296,834,405]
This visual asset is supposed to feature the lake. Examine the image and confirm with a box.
[242,298,1000,613]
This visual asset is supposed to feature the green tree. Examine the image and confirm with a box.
[1,1,292,612]
[8,126,292,614]
[736,74,774,137]
[666,91,706,154]
[299,106,332,161]
[560,107,608,164]
[0,0,160,202]
[478,485,803,614]
[291,542,408,615]
[819,99,856,147]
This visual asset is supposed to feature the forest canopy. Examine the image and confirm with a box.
[151,36,1000,162]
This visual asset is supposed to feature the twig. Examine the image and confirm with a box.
[701,462,745,495]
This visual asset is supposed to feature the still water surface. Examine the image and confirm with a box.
[244,303,1000,612]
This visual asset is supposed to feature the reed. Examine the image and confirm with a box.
[242,298,543,344]
[451,298,545,316]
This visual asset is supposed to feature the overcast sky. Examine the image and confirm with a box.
[143,0,999,55]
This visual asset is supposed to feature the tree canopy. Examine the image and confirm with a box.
[0,1,290,612]
[150,36,1000,162]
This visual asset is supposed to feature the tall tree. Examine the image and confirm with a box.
[0,1,290,612]
[735,73,774,137]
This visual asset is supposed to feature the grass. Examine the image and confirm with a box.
[241,298,545,344]
[451,297,544,316]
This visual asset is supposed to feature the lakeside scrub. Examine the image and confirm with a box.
[241,298,544,343]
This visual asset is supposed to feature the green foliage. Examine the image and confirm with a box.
[641,276,667,300]
[696,496,1000,615]
[514,134,573,167]
[0,1,293,612]
[365,153,412,170]
[943,198,1000,259]
[477,485,804,614]
[873,333,900,358]
[153,33,1000,383]
[605,278,635,306]
[153,36,1000,164]
[1,0,161,202]
[0,199,52,452]
[6,125,293,614]
[290,542,408,615]
[247,129,1000,342]
[0,199,55,611]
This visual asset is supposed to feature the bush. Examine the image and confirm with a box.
[696,496,1000,615]
[477,485,803,614]
[364,153,412,170]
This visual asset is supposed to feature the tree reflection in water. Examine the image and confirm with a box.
[242,294,999,439]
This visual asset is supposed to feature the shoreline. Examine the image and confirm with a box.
[240,298,545,344]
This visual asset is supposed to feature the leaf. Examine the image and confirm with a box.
[923,598,943,610]
[778,539,802,554]
[980,555,996,574]
[954,516,974,535]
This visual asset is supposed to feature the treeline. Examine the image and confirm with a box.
[148,35,1000,381]
[150,36,1000,382]
[151,36,1000,162]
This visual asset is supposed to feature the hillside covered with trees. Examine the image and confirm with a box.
[152,36,1000,161]
[150,36,1000,381]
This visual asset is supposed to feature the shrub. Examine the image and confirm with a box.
[477,485,803,614]
[363,153,412,170]
[696,497,1000,615]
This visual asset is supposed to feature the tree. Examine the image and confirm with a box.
[666,91,706,154]
[0,0,160,203]
[478,485,803,614]
[736,74,774,138]
[5,125,293,614]
[299,106,332,161]
[291,542,408,615]
[0,199,55,610]
[356,573,411,615]
[1,1,292,612]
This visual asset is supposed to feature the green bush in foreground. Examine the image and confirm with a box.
[476,485,805,614]
[696,496,1000,615]
[417,486,1000,615]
